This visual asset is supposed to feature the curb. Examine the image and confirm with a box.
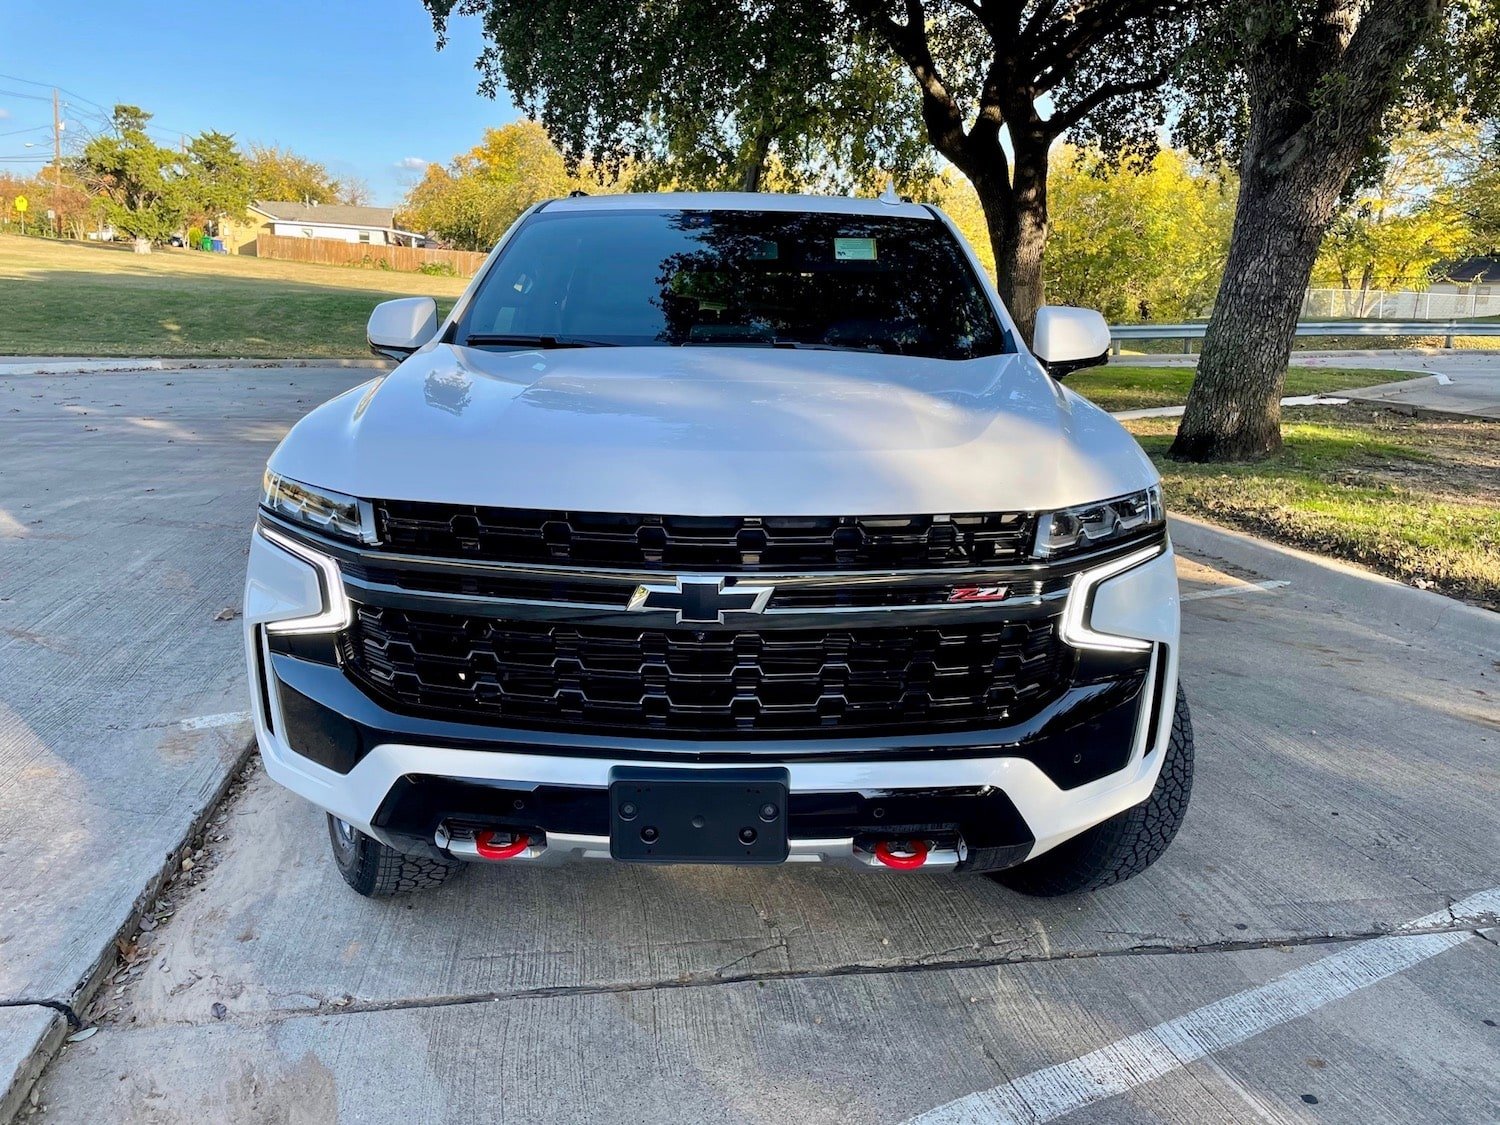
[0,357,393,376]
[0,738,257,1121]
[1107,374,1450,420]
[0,1007,64,1125]
[1115,348,1500,366]
[1340,373,1499,422]
[1170,513,1495,649]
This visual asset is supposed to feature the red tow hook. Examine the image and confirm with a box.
[474,831,530,860]
[873,839,930,869]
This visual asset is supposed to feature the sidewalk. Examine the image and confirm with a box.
[1114,349,1500,420]
[0,355,391,375]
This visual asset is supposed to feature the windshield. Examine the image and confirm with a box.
[454,208,1009,361]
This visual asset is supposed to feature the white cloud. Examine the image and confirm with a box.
[0,108,11,121]
[395,156,427,171]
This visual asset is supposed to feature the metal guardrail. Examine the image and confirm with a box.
[1110,319,1500,353]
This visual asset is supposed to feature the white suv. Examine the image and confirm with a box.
[244,193,1191,897]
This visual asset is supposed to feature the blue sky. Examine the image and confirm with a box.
[0,0,523,204]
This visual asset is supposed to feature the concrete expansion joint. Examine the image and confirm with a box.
[107,915,1500,1034]
[0,999,82,1030]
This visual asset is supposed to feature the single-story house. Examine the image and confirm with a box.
[1423,254,1500,317]
[221,201,421,254]
[1428,254,1498,298]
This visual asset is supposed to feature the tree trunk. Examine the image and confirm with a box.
[1357,263,1374,317]
[1169,174,1329,460]
[972,135,1049,345]
[741,132,772,192]
[1170,0,1442,463]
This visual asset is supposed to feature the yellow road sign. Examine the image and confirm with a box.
[13,196,27,213]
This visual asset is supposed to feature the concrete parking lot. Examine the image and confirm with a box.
[1,366,1497,1123]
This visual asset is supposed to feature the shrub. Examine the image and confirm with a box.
[418,260,459,277]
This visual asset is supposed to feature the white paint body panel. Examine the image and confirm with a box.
[366,297,437,355]
[269,345,1156,516]
[1033,305,1112,367]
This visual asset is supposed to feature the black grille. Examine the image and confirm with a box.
[374,501,1038,572]
[343,604,1073,737]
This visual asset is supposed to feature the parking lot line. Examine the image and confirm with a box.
[904,886,1499,1125]
[178,711,250,732]
[1180,579,1290,603]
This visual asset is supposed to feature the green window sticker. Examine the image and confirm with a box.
[834,237,877,261]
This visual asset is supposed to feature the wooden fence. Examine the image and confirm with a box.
[254,234,488,277]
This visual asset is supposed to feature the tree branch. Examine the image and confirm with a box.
[1324,0,1442,129]
[850,0,973,169]
[951,0,989,29]
[1049,58,1179,133]
[1019,0,1064,48]
[1028,0,1155,89]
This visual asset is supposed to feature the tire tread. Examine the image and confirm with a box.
[995,686,1194,897]
[327,814,462,897]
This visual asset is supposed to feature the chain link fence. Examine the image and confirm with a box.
[1302,287,1500,319]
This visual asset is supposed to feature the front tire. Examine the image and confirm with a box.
[994,686,1194,897]
[326,814,463,897]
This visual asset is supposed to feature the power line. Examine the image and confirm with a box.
[0,124,50,138]
[0,71,112,117]
[0,72,212,144]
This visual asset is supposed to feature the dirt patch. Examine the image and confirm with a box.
[1130,405,1500,611]
[1314,409,1500,503]
[74,758,262,1034]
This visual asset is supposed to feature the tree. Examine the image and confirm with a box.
[183,130,252,227]
[1170,1,1498,461]
[396,121,580,250]
[81,105,184,242]
[423,1,932,199]
[1454,133,1500,249]
[0,169,95,238]
[847,1,1202,340]
[1310,121,1483,310]
[423,1,1203,340]
[245,144,343,204]
[1044,147,1234,322]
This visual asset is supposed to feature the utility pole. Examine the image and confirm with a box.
[52,88,62,189]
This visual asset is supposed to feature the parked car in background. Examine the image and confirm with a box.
[243,192,1192,899]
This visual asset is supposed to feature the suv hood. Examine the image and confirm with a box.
[270,343,1156,515]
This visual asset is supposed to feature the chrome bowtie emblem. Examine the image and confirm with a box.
[627,577,775,623]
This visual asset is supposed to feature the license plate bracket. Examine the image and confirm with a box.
[609,767,790,864]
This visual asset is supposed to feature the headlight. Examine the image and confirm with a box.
[1034,485,1163,559]
[260,470,376,544]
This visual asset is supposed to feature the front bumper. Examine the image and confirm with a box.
[244,524,1181,872]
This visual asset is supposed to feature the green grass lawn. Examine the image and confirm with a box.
[0,233,468,358]
[1125,406,1500,610]
[1069,364,1395,412]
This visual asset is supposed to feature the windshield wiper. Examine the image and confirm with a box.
[464,333,619,349]
[770,339,894,354]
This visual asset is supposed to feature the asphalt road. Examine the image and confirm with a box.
[2,366,1497,1123]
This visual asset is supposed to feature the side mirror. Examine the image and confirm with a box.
[1033,306,1110,378]
[367,297,438,360]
